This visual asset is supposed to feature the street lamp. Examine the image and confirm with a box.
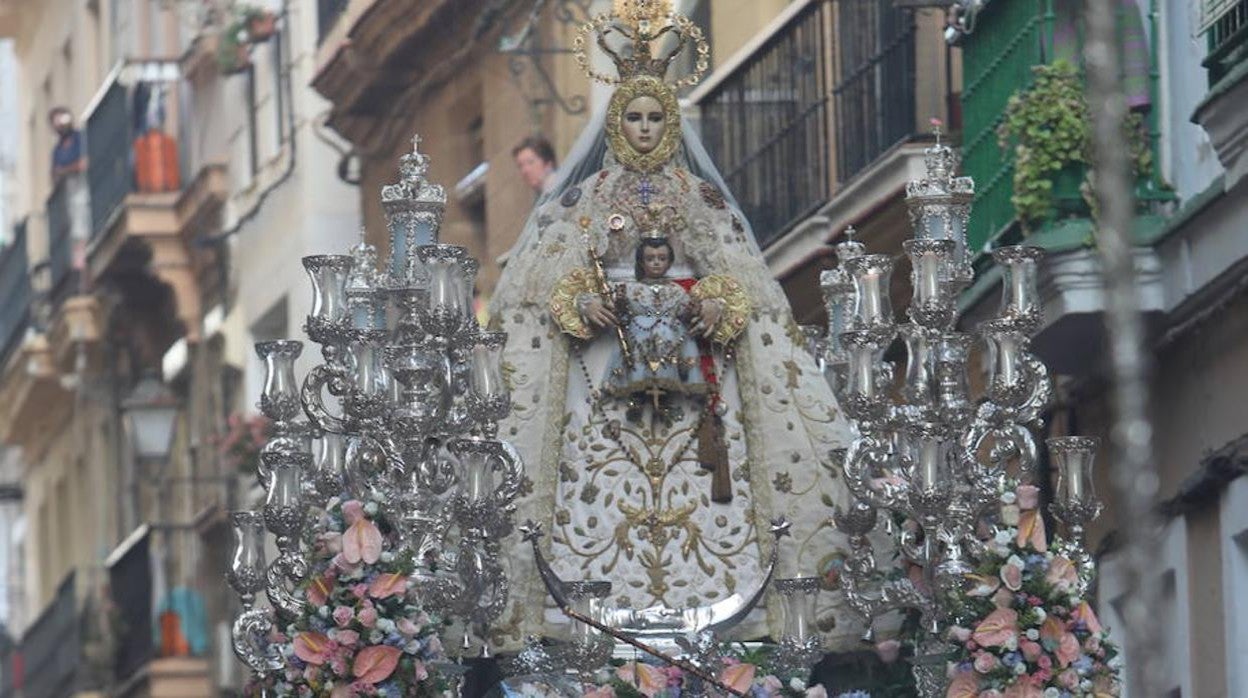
[122,370,181,464]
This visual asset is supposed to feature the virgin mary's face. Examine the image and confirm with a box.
[621,95,667,154]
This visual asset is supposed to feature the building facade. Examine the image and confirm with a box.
[949,1,1248,696]
[0,0,360,696]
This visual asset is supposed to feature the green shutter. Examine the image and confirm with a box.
[960,0,1050,252]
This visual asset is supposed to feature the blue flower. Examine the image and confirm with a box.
[835,692,871,698]
[1002,652,1022,667]
[1073,655,1093,674]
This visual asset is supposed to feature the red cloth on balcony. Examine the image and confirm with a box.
[133,130,181,193]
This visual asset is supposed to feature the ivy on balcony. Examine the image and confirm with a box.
[959,0,1170,253]
[996,60,1152,231]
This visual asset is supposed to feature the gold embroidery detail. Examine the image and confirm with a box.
[690,274,751,345]
[549,267,599,340]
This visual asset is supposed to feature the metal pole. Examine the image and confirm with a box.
[1081,2,1163,696]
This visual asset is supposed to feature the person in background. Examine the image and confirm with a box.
[512,135,558,196]
[48,106,91,270]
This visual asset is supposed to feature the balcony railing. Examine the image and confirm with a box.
[86,66,188,241]
[960,0,1167,252]
[318,0,350,44]
[45,179,77,301]
[0,221,32,368]
[959,1,1050,252]
[1204,0,1248,85]
[18,573,78,698]
[696,0,916,248]
[698,0,833,248]
[832,0,916,186]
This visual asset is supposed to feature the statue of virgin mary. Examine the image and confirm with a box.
[488,0,858,650]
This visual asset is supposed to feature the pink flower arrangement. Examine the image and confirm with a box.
[943,486,1121,697]
[246,495,448,697]
[582,653,834,698]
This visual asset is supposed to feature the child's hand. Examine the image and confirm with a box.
[691,299,724,338]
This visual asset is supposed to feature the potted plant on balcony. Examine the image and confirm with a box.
[216,21,252,75]
[241,5,277,42]
[997,60,1152,232]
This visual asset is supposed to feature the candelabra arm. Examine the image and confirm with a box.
[265,552,307,619]
[842,437,907,511]
[232,607,284,675]
[1018,355,1054,423]
[301,363,349,434]
[493,440,527,506]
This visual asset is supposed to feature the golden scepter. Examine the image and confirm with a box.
[579,216,633,368]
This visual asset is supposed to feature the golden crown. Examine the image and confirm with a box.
[573,0,709,88]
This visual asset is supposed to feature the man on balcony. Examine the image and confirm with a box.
[513,135,559,197]
[48,106,90,269]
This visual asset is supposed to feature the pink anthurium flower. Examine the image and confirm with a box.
[1072,601,1104,634]
[972,608,1019,648]
[944,670,978,698]
[293,632,334,665]
[1045,556,1078,592]
[1016,510,1047,551]
[352,645,402,685]
[341,500,365,525]
[342,518,383,565]
[368,572,408,599]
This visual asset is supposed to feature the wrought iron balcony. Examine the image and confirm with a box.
[86,67,190,242]
[15,574,78,698]
[81,61,228,347]
[1203,0,1248,85]
[45,179,77,302]
[959,0,1169,253]
[695,0,917,249]
[0,221,31,369]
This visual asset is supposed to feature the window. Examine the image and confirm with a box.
[1222,477,1248,697]
[1203,0,1248,84]
[1202,0,1245,32]
[1098,516,1192,697]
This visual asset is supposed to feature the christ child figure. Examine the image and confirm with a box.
[602,236,723,423]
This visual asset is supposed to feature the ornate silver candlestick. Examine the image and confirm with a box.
[227,138,526,688]
[820,135,1103,697]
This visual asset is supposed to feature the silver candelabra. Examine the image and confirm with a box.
[813,135,1104,696]
[226,137,526,687]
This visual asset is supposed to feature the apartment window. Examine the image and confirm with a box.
[1222,477,1248,697]
[1098,516,1192,697]
[1203,0,1248,85]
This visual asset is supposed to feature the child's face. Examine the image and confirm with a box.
[641,245,672,279]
